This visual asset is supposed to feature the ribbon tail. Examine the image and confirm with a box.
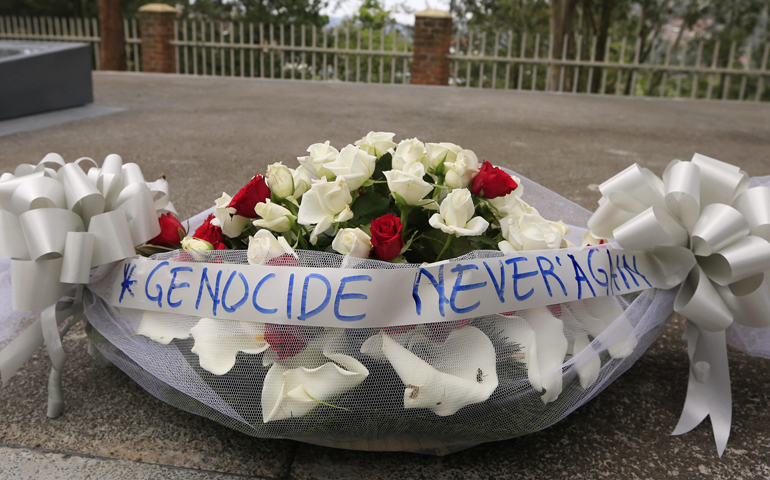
[40,286,85,419]
[672,321,732,457]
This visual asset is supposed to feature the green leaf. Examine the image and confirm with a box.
[350,191,391,226]
[391,191,408,208]
[469,235,499,251]
[135,244,177,257]
[417,228,475,260]
[372,153,392,181]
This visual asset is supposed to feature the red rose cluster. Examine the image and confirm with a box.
[471,162,519,199]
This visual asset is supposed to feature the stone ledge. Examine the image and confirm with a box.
[138,3,178,13]
[415,9,452,19]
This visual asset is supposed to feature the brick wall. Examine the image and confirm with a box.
[411,10,452,86]
[137,4,177,74]
[97,0,126,70]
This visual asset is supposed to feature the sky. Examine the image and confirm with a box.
[321,0,450,26]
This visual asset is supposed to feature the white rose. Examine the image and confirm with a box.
[488,185,526,218]
[181,237,213,251]
[425,142,462,171]
[211,192,249,238]
[429,188,489,237]
[444,149,480,190]
[391,138,428,171]
[297,141,338,179]
[324,144,377,191]
[247,230,296,265]
[266,162,295,199]
[292,165,312,199]
[254,199,295,233]
[383,162,433,206]
[297,177,355,244]
[355,131,396,158]
[332,228,372,258]
[500,213,570,251]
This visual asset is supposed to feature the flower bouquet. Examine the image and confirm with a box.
[2,134,769,455]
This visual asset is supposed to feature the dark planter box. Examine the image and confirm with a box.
[0,41,93,121]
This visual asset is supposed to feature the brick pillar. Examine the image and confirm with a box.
[97,0,126,71]
[411,9,452,86]
[137,3,178,73]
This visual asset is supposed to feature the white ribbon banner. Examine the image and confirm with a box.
[109,246,682,328]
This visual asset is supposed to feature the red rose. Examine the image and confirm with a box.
[370,213,404,261]
[147,213,186,248]
[192,215,227,250]
[265,324,309,360]
[471,162,519,199]
[227,175,271,218]
[266,254,300,267]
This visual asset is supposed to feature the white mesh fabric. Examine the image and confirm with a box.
[0,259,40,351]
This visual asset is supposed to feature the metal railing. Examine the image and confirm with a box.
[0,15,141,71]
[171,20,413,83]
[449,29,770,101]
[2,14,769,101]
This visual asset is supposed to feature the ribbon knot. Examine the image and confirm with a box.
[0,153,172,417]
[589,153,770,455]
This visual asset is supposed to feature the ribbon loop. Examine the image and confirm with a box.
[690,204,750,257]
[663,160,701,231]
[733,187,770,241]
[588,152,766,455]
[614,206,689,251]
[699,235,770,286]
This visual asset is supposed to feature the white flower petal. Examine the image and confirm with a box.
[262,332,369,422]
[568,297,637,358]
[362,326,497,416]
[560,308,601,389]
[136,312,195,344]
[508,308,569,404]
[190,318,269,375]
[297,190,331,226]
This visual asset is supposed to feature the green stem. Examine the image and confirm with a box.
[435,234,454,262]
[284,201,298,216]
[400,206,411,231]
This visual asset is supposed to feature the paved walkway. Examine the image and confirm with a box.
[0,73,769,479]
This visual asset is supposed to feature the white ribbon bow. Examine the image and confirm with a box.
[0,153,172,417]
[588,153,770,456]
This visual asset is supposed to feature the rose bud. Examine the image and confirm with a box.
[227,174,271,218]
[190,214,227,250]
[370,213,404,261]
[266,162,295,199]
[265,324,309,360]
[147,213,186,248]
[471,162,519,199]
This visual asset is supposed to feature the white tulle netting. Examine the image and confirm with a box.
[82,172,681,454]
